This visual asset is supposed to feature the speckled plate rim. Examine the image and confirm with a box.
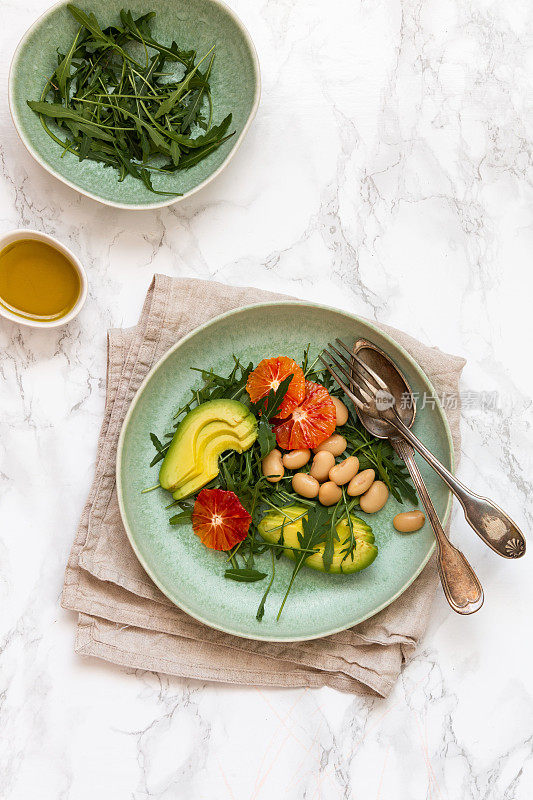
[116,301,454,642]
[8,0,261,211]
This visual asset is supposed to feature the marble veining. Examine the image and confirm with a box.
[1,0,532,797]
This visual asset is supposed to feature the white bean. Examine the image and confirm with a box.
[309,451,335,482]
[329,456,359,486]
[360,481,389,513]
[313,434,347,457]
[292,473,320,499]
[318,481,343,506]
[282,449,311,470]
[332,396,349,426]
[346,468,375,497]
[261,449,284,483]
[393,510,425,532]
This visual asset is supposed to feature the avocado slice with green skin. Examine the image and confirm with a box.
[168,418,256,488]
[159,399,257,492]
[257,505,378,574]
[171,431,255,500]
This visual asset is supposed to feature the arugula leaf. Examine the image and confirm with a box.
[119,9,149,43]
[150,432,165,451]
[55,29,81,98]
[154,45,214,119]
[224,568,267,583]
[170,139,181,167]
[297,505,330,550]
[322,500,342,572]
[256,549,275,620]
[149,431,170,466]
[169,509,193,525]
[67,4,109,45]
[181,53,214,131]
[173,133,234,170]
[170,114,232,148]
[256,418,277,459]
[27,102,116,141]
[277,505,329,619]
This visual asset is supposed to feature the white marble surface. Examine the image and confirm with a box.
[1,0,532,797]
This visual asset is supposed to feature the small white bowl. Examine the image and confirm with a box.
[0,229,87,328]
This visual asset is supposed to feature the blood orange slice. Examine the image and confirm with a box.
[192,488,251,551]
[272,381,336,450]
[246,356,305,419]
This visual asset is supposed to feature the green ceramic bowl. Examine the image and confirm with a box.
[117,302,454,641]
[9,0,260,209]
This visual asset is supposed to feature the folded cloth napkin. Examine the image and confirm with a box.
[62,275,466,697]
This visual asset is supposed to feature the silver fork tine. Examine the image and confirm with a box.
[326,343,378,400]
[321,349,375,405]
[317,356,368,410]
[335,339,389,391]
[327,341,358,369]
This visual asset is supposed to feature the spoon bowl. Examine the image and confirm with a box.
[351,338,415,436]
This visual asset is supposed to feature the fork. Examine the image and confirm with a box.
[319,343,484,614]
[319,340,526,560]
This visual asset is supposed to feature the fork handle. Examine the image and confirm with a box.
[391,438,484,614]
[387,411,526,559]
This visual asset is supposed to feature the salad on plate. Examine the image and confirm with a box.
[146,347,419,621]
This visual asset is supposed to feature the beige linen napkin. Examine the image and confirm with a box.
[61,274,466,697]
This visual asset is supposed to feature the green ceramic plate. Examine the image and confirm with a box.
[117,302,453,641]
[9,0,260,209]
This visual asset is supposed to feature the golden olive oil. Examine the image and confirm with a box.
[0,239,81,322]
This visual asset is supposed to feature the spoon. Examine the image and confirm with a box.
[350,338,483,614]
[326,339,526,561]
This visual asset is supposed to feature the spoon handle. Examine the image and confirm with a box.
[391,438,484,615]
[388,412,526,559]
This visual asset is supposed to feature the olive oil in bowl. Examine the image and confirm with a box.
[0,234,86,326]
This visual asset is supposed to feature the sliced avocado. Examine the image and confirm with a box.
[257,505,378,574]
[169,418,255,488]
[171,431,253,500]
[159,399,257,492]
